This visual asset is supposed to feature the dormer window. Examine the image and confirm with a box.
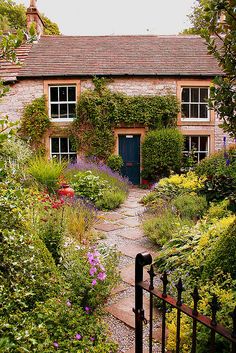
[49,85,76,121]
[181,87,209,121]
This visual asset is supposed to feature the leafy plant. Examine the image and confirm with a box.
[171,193,208,220]
[143,210,193,246]
[142,128,184,179]
[107,154,124,172]
[27,156,66,193]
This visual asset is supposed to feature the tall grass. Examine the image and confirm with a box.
[28,156,66,193]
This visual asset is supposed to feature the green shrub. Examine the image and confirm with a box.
[27,156,66,193]
[195,147,236,208]
[143,210,193,246]
[142,128,184,179]
[0,136,32,179]
[171,193,208,220]
[107,154,123,172]
[71,170,109,202]
[203,219,236,279]
[95,189,125,210]
[70,169,127,210]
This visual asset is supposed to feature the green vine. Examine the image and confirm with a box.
[72,78,179,160]
[19,95,50,152]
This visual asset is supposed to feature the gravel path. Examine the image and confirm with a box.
[96,187,160,353]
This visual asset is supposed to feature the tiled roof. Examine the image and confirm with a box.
[0,43,33,82]
[13,35,224,78]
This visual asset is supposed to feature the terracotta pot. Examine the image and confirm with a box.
[57,184,75,198]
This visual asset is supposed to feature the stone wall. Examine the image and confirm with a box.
[81,77,176,96]
[0,79,44,123]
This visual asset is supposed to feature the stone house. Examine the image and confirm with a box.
[0,0,229,183]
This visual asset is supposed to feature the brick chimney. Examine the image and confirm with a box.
[26,0,44,37]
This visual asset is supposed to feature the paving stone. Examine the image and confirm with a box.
[94,223,124,232]
[120,263,150,286]
[117,228,144,240]
[119,218,140,228]
[102,213,125,221]
[118,208,142,217]
[105,295,150,329]
[111,283,129,296]
[117,244,154,259]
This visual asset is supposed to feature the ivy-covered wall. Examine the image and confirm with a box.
[71,78,180,160]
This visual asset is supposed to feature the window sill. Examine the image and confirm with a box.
[50,118,74,123]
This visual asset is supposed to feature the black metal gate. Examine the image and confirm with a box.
[134,252,236,353]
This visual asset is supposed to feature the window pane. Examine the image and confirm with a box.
[199,152,207,161]
[51,154,60,162]
[182,88,189,102]
[61,154,69,162]
[184,136,190,151]
[200,104,208,119]
[69,154,77,163]
[69,138,76,152]
[50,87,58,102]
[60,104,68,119]
[191,104,198,119]
[68,87,76,101]
[60,138,68,153]
[51,104,59,119]
[69,104,76,119]
[59,87,67,101]
[191,88,199,102]
[200,88,208,102]
[200,136,208,151]
[191,136,199,150]
[182,104,189,118]
[51,138,59,153]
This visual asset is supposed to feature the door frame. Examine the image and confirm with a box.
[114,127,147,183]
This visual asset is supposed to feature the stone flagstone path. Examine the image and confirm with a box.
[96,187,159,353]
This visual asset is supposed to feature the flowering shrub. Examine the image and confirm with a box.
[60,242,120,309]
[67,158,129,210]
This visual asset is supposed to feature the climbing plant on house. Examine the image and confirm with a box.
[71,77,179,160]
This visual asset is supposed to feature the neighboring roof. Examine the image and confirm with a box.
[3,35,223,79]
[0,43,33,82]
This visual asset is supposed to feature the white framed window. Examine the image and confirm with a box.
[49,85,76,121]
[183,135,209,163]
[181,87,209,121]
[50,137,77,163]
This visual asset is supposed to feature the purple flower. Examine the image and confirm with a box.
[75,333,82,340]
[89,267,97,276]
[66,300,72,307]
[92,279,97,286]
[97,272,106,281]
[53,342,59,349]
[90,337,95,341]
[85,306,91,313]
[226,158,230,166]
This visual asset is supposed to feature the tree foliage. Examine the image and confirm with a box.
[0,0,60,34]
[187,0,236,137]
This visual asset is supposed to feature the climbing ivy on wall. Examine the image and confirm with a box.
[71,78,180,160]
[19,95,50,152]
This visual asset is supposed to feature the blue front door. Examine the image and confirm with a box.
[119,134,141,185]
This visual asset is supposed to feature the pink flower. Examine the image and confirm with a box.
[75,333,81,340]
[89,267,97,276]
[97,272,106,281]
[66,300,72,307]
[92,279,97,286]
[53,342,59,349]
[85,306,91,313]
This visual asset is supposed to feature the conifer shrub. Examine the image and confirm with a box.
[142,128,184,180]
